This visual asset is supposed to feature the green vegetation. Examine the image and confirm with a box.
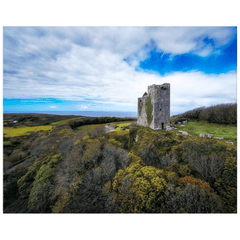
[179,121,237,140]
[76,121,134,132]
[114,122,131,133]
[3,125,52,138]
[107,153,168,213]
[177,103,237,124]
[76,123,107,131]
[51,118,80,125]
[108,121,135,126]
[145,95,153,126]
[3,113,237,213]
[22,153,62,212]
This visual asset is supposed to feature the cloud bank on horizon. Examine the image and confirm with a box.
[3,27,237,115]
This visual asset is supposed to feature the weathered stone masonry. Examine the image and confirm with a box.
[137,83,170,130]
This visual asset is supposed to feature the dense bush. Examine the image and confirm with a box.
[129,127,179,168]
[104,153,223,213]
[214,157,237,213]
[165,182,223,213]
[51,135,130,213]
[126,125,237,213]
[4,165,29,211]
[3,115,237,213]
[105,153,168,213]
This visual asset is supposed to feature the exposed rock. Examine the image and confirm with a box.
[165,126,174,131]
[199,133,205,138]
[135,135,139,142]
[214,137,224,140]
[182,120,188,124]
[180,125,185,127]
[207,134,213,138]
[178,122,182,125]
[182,131,188,136]
[226,141,234,145]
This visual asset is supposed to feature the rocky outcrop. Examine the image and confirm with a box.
[214,137,224,140]
[199,133,205,138]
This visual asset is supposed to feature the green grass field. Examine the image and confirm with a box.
[3,126,53,138]
[174,121,237,141]
[76,121,135,132]
[113,122,133,133]
[50,118,79,125]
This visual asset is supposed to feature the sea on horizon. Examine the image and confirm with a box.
[4,111,138,118]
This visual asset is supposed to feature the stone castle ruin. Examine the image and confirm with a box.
[137,83,170,130]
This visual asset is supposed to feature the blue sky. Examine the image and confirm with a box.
[3,27,237,115]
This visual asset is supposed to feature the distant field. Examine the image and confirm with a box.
[176,121,237,141]
[3,126,53,138]
[76,121,135,132]
[51,118,79,125]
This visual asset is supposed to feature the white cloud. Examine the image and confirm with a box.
[50,106,57,109]
[3,27,237,114]
[78,104,90,110]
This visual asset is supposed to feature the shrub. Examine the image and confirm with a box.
[9,149,27,165]
[106,153,168,213]
[28,154,62,212]
[178,164,191,177]
[165,178,223,213]
[214,157,237,213]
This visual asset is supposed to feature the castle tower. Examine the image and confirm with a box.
[137,83,170,130]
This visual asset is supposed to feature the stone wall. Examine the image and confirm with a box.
[137,83,170,130]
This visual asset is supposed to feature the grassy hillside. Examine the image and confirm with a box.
[3,114,237,213]
[178,121,237,140]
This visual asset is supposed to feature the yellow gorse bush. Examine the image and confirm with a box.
[108,152,168,213]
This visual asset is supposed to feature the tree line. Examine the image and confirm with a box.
[177,103,237,124]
